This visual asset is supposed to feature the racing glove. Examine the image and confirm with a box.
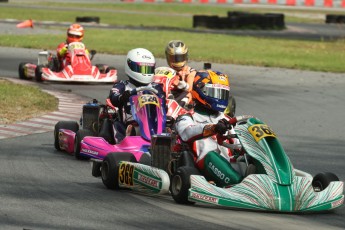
[119,90,131,104]
[214,118,232,135]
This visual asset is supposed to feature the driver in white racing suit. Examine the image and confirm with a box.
[174,70,242,187]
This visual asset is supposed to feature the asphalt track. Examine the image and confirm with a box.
[0,7,345,229]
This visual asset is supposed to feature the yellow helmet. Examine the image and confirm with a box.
[165,40,188,71]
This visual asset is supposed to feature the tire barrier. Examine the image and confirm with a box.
[325,14,345,24]
[76,16,100,24]
[193,12,285,30]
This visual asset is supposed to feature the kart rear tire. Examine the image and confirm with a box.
[171,166,200,205]
[312,172,339,192]
[18,62,27,80]
[74,129,94,160]
[101,152,137,190]
[54,121,79,151]
[138,153,151,166]
[35,64,44,82]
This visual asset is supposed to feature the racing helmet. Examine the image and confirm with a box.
[191,70,230,112]
[67,24,84,43]
[165,40,188,71]
[125,48,156,85]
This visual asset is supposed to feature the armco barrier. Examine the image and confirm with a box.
[122,0,345,8]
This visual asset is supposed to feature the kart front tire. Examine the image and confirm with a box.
[312,172,339,192]
[54,121,79,151]
[74,129,93,160]
[35,64,44,82]
[171,166,200,205]
[18,62,27,80]
[101,152,137,190]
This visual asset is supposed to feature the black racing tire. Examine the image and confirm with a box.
[76,16,100,24]
[170,166,201,205]
[35,64,44,82]
[54,121,79,151]
[92,161,102,177]
[18,62,27,80]
[74,129,94,160]
[312,172,339,192]
[138,153,151,166]
[101,152,137,190]
[95,64,106,73]
[105,66,116,73]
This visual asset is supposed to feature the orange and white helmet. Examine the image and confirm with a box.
[67,24,84,43]
[165,40,188,71]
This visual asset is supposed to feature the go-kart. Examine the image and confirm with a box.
[93,115,344,212]
[170,115,344,212]
[18,41,117,83]
[54,86,167,164]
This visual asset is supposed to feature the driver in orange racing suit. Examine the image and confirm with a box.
[174,70,242,187]
[165,40,196,109]
[56,23,89,71]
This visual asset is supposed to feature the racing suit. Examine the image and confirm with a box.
[108,80,165,142]
[171,65,196,108]
[175,110,242,187]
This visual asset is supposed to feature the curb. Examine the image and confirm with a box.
[0,78,87,140]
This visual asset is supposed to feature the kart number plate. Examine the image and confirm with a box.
[155,69,175,79]
[119,162,134,186]
[248,124,276,142]
[138,95,159,108]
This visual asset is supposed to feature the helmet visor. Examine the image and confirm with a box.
[203,84,229,100]
[68,34,82,39]
[128,60,155,74]
[167,53,187,64]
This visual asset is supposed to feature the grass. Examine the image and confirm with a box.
[1,29,345,72]
[1,2,345,72]
[0,79,58,124]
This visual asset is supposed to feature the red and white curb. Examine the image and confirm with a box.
[0,79,88,140]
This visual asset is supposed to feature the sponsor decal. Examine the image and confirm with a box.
[138,173,159,188]
[81,148,99,155]
[216,104,226,109]
[191,192,219,204]
[142,55,152,60]
[208,162,231,184]
[111,88,120,94]
[331,198,344,208]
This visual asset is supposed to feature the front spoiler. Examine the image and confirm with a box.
[42,68,117,83]
[189,174,344,212]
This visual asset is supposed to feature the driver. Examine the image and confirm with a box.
[165,40,196,109]
[108,48,165,143]
[174,70,242,187]
[56,23,89,70]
